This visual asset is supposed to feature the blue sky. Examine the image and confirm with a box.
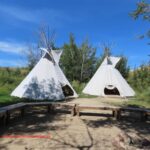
[0,0,149,68]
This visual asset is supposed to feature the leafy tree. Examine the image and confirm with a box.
[116,56,130,79]
[128,62,150,97]
[79,39,97,82]
[130,1,150,101]
[131,1,150,42]
[60,34,79,81]
[25,44,41,69]
[96,43,112,68]
[131,1,150,21]
[96,44,129,79]
[60,34,96,82]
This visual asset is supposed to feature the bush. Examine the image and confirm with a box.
[71,80,86,94]
[136,87,150,102]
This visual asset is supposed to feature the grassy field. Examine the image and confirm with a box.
[0,67,149,108]
[100,97,150,108]
[1,92,150,109]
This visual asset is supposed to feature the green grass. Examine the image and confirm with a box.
[126,99,150,108]
[1,93,150,109]
[79,93,98,98]
[103,98,150,109]
[0,88,21,106]
[0,96,21,107]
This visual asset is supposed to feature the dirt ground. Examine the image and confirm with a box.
[0,97,150,150]
[67,97,127,106]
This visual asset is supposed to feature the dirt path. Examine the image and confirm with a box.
[0,98,150,150]
[67,97,127,106]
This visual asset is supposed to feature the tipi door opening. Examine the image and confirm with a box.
[104,85,120,96]
[62,85,74,97]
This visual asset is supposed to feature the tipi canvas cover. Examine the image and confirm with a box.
[11,49,78,100]
[83,56,135,97]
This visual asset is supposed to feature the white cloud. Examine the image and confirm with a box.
[0,4,72,25]
[0,41,28,54]
[0,59,26,67]
[0,5,38,23]
[0,40,28,67]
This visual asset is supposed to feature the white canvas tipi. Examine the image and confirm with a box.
[11,48,78,100]
[83,56,135,97]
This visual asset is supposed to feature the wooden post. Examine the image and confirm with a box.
[144,112,148,121]
[140,111,147,122]
[114,109,121,120]
[3,114,7,126]
[1,113,7,126]
[51,104,55,114]
[21,107,25,118]
[112,110,115,117]
[47,104,52,113]
[6,111,10,125]
[47,104,55,114]
[71,104,76,116]
[76,105,80,116]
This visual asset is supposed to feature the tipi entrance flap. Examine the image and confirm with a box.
[62,85,74,97]
[105,85,116,89]
[54,64,78,98]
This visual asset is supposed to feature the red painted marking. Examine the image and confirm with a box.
[0,135,51,139]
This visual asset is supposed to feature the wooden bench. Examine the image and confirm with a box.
[26,102,55,113]
[0,102,150,126]
[0,102,77,126]
[74,105,150,121]
[75,104,121,119]
[0,103,26,125]
[120,107,149,121]
[26,102,77,116]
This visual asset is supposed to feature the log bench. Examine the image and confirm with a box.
[0,103,26,125]
[74,105,150,121]
[26,102,77,116]
[0,102,150,126]
[0,102,77,126]
[75,104,121,119]
[120,107,150,121]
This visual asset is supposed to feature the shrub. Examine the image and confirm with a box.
[71,80,86,94]
[136,87,150,102]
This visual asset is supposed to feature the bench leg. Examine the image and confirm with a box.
[3,114,7,126]
[21,108,25,118]
[1,114,7,126]
[6,112,10,125]
[114,110,121,120]
[47,104,52,113]
[47,104,55,114]
[112,110,115,117]
[71,105,76,116]
[144,113,148,121]
[75,106,80,117]
[140,112,147,122]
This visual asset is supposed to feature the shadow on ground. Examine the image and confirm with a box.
[0,107,69,135]
[0,107,150,150]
